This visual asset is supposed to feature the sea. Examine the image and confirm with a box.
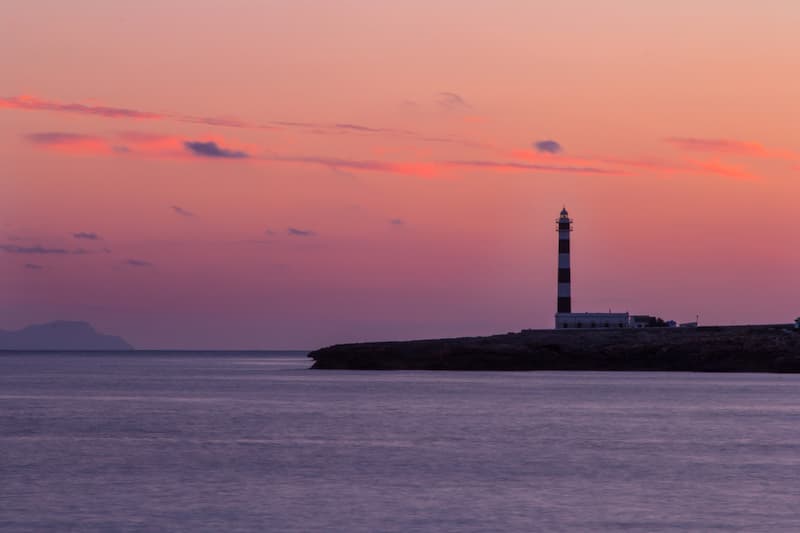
[2,352,800,532]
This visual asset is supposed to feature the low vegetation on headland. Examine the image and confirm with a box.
[308,324,800,372]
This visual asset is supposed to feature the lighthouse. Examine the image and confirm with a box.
[554,207,630,328]
[556,207,572,314]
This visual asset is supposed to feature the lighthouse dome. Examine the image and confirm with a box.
[560,207,569,217]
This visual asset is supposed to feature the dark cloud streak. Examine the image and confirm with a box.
[26,132,100,145]
[271,155,390,172]
[5,95,486,148]
[287,227,316,237]
[170,205,195,217]
[437,92,471,110]
[73,232,100,240]
[445,160,617,175]
[534,140,563,154]
[184,141,249,159]
[0,244,89,255]
[125,259,153,267]
[1,95,279,131]
[1,95,162,119]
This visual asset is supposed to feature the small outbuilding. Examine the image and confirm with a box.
[631,315,668,328]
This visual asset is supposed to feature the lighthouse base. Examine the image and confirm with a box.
[556,312,630,329]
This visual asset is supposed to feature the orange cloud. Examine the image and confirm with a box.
[25,132,114,155]
[116,131,178,145]
[510,148,605,168]
[24,130,254,161]
[21,127,762,181]
[264,154,619,178]
[664,137,799,160]
[114,131,187,156]
[386,162,443,178]
[513,148,764,181]
[687,159,759,180]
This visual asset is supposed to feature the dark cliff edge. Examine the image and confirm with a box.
[309,325,800,372]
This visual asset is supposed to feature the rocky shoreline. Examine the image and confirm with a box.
[308,325,800,372]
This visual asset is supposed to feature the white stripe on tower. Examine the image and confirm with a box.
[557,207,572,314]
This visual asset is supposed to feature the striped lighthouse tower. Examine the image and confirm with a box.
[556,207,573,317]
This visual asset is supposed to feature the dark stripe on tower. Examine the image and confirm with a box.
[556,208,573,318]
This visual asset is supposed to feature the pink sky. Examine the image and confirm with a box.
[2,1,798,349]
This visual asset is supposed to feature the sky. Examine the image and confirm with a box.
[2,1,798,349]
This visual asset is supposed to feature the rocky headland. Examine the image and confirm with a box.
[309,325,800,372]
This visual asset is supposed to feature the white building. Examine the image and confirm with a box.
[556,312,630,329]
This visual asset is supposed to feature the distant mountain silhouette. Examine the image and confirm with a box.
[0,321,134,350]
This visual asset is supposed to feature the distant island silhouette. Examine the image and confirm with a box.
[0,321,133,351]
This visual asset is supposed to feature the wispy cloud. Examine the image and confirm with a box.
[1,95,163,119]
[184,141,249,159]
[4,94,474,145]
[686,159,758,180]
[593,155,761,181]
[437,92,471,110]
[28,132,96,144]
[170,205,195,217]
[390,218,405,226]
[534,140,562,154]
[0,244,89,255]
[73,232,100,240]
[267,155,443,178]
[664,137,799,160]
[287,227,316,237]
[25,131,238,160]
[115,131,184,153]
[270,119,475,146]
[24,263,44,270]
[335,123,413,135]
[125,259,153,267]
[20,122,768,182]
[444,159,618,175]
[26,132,111,155]
[265,152,619,177]
[1,94,277,132]
[514,147,764,181]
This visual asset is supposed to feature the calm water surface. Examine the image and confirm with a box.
[2,352,800,532]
